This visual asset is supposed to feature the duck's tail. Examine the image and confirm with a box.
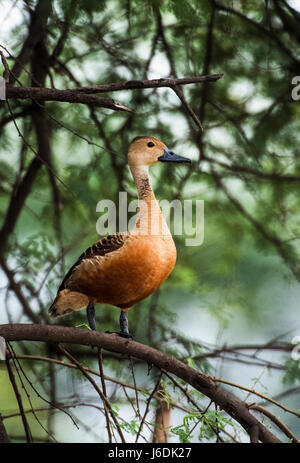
[49,289,89,318]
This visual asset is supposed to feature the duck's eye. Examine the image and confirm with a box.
[147,142,155,148]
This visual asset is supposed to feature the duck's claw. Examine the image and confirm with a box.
[105,330,133,340]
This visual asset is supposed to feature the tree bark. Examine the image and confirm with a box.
[9,0,52,85]
[0,414,10,443]
[0,323,282,443]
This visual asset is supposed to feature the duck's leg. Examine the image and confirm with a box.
[105,309,133,339]
[119,309,132,339]
[86,302,96,331]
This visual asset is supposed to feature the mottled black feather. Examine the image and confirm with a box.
[57,233,126,292]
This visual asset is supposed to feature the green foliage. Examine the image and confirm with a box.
[119,419,139,435]
[282,357,300,386]
[170,409,234,443]
[156,388,172,410]
[75,323,91,330]
[166,0,201,26]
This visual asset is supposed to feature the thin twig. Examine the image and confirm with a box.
[248,403,299,443]
[74,74,224,94]
[162,369,203,413]
[6,346,79,429]
[97,347,112,443]
[0,414,10,443]
[58,344,126,443]
[171,85,203,131]
[5,354,32,442]
[14,353,189,414]
[5,100,77,199]
[0,50,10,82]
[129,356,141,418]
[7,343,57,442]
[135,370,163,443]
[213,376,300,418]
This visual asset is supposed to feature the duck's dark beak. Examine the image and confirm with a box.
[158,148,191,163]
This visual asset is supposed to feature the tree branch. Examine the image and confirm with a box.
[5,74,223,112]
[12,353,192,415]
[5,354,32,442]
[0,414,10,443]
[6,86,133,112]
[0,258,40,324]
[72,74,224,94]
[9,0,52,85]
[248,403,299,443]
[57,344,125,443]
[0,323,282,443]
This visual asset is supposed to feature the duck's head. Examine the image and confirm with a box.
[128,136,191,167]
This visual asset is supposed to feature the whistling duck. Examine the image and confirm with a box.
[49,136,190,337]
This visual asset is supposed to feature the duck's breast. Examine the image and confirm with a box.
[68,233,176,307]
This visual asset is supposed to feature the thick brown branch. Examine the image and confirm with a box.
[6,86,133,112]
[5,74,223,111]
[9,0,52,85]
[0,323,282,443]
[0,414,10,443]
[152,379,171,443]
[0,1,51,259]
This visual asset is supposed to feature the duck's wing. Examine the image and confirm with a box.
[57,232,127,292]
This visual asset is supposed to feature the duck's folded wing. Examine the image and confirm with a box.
[57,232,127,292]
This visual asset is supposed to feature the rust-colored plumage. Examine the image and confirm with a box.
[49,136,190,337]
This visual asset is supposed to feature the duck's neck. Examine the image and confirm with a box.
[130,164,155,202]
[130,164,170,237]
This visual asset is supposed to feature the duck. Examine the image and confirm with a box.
[49,136,191,338]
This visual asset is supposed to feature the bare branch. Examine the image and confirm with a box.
[8,0,52,85]
[0,414,10,443]
[13,353,191,414]
[0,258,40,324]
[74,74,224,94]
[6,86,133,112]
[248,403,299,443]
[212,376,300,418]
[202,155,300,183]
[58,344,126,443]
[5,354,32,442]
[136,371,163,442]
[97,347,113,443]
[0,50,10,82]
